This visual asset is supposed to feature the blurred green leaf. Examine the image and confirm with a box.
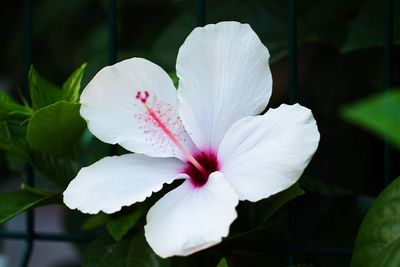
[29,151,77,188]
[0,121,29,160]
[83,212,111,231]
[0,91,32,121]
[342,89,400,149]
[0,90,31,160]
[0,190,60,224]
[341,0,400,52]
[258,182,305,226]
[107,209,144,241]
[29,66,63,111]
[216,258,229,267]
[83,231,170,267]
[27,101,86,156]
[62,63,87,102]
[79,129,110,166]
[373,238,400,267]
[351,176,400,267]
[296,0,361,54]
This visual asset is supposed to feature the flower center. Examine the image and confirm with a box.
[136,91,212,183]
[183,150,219,187]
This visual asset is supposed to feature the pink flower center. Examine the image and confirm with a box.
[183,150,220,187]
[136,91,219,186]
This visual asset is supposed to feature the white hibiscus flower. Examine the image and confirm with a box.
[63,21,320,258]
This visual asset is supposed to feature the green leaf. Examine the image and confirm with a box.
[0,91,31,160]
[62,63,87,102]
[28,150,77,188]
[29,66,63,110]
[0,91,32,121]
[29,64,87,110]
[216,258,229,267]
[106,209,144,241]
[374,238,400,267]
[83,213,111,231]
[0,190,60,224]
[341,0,400,52]
[258,182,305,226]
[27,101,86,156]
[342,89,400,149]
[0,121,29,160]
[83,231,170,267]
[351,176,400,267]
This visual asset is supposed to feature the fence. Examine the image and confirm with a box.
[0,0,395,266]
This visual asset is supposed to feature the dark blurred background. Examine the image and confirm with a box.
[0,0,399,266]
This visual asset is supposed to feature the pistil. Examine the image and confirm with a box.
[136,91,207,176]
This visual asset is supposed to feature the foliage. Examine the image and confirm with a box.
[27,101,86,156]
[342,89,400,149]
[0,64,86,221]
[341,0,400,52]
[216,258,229,267]
[0,0,399,266]
[342,91,400,265]
[351,177,400,267]
[83,231,170,267]
[0,186,60,223]
[106,208,144,242]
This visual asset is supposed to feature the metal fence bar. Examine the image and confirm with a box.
[108,0,117,65]
[383,0,393,187]
[21,0,34,266]
[196,0,206,27]
[288,0,297,264]
[20,168,34,267]
[0,231,94,243]
[288,0,297,105]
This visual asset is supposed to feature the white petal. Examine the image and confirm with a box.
[80,57,194,159]
[63,154,185,214]
[144,171,238,258]
[218,104,320,202]
[177,21,272,150]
